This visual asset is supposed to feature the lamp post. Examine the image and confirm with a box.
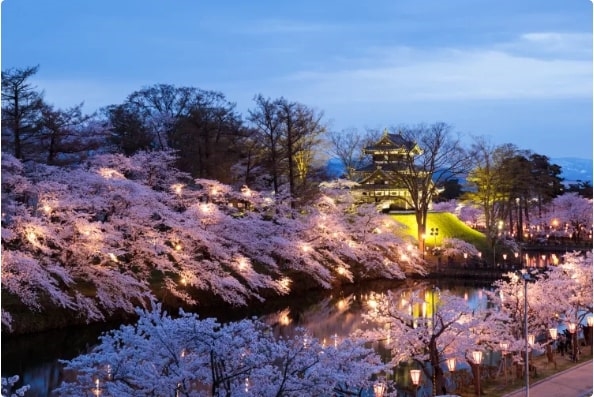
[586,316,594,356]
[472,350,483,396]
[373,381,386,397]
[568,322,578,362]
[500,341,509,385]
[430,227,439,249]
[463,252,468,268]
[410,369,421,396]
[520,271,534,397]
[548,327,558,366]
[447,357,457,394]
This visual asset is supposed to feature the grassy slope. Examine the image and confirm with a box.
[391,211,490,252]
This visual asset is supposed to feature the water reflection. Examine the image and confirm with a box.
[1,279,492,396]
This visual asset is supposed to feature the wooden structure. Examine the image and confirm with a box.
[350,129,424,210]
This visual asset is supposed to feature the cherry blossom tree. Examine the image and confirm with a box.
[360,285,502,395]
[2,152,419,331]
[535,193,593,242]
[487,252,592,352]
[1,376,30,397]
[56,304,385,397]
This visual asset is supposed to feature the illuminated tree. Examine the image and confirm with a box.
[361,285,501,396]
[386,122,471,252]
[56,304,384,397]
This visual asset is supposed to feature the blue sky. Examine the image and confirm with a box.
[2,0,592,159]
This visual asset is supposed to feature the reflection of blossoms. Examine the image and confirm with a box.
[2,375,30,397]
[56,304,385,397]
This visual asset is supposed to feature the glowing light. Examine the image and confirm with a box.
[237,257,248,271]
[549,328,558,339]
[175,243,182,251]
[278,277,292,293]
[42,204,52,214]
[98,168,124,179]
[368,297,378,310]
[26,231,37,244]
[171,184,184,196]
[337,266,346,275]
[410,369,421,385]
[373,382,386,397]
[472,350,483,365]
[447,357,456,372]
[108,253,118,263]
[279,313,291,326]
[528,334,535,346]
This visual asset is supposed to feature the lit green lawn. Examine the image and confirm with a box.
[391,211,490,252]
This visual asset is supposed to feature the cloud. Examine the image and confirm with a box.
[278,32,592,104]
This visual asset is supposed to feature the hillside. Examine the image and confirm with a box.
[391,212,489,252]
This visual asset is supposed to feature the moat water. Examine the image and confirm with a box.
[1,278,493,396]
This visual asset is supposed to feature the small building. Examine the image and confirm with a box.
[350,130,424,210]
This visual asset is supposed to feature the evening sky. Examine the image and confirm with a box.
[1,0,592,158]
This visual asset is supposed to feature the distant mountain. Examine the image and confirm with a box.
[325,157,593,185]
[551,157,593,183]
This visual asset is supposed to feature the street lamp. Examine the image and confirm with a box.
[500,341,509,385]
[520,271,534,397]
[567,322,578,362]
[447,357,456,372]
[430,227,439,248]
[472,350,483,396]
[447,357,457,394]
[410,369,421,395]
[528,334,535,347]
[584,316,594,355]
[503,253,508,269]
[548,328,558,367]
[373,381,386,397]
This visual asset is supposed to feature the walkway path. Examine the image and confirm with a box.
[503,360,592,397]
